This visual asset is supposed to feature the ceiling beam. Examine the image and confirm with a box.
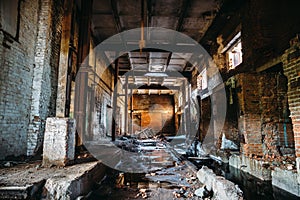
[99,44,200,53]
[146,0,153,28]
[127,84,181,90]
[110,0,122,33]
[165,52,172,71]
[176,0,190,32]
[123,71,187,77]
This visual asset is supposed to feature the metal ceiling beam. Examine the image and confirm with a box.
[123,71,188,77]
[176,0,190,32]
[99,44,200,53]
[165,52,172,71]
[110,0,122,33]
[127,84,181,90]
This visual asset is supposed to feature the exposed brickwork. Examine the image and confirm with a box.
[260,73,294,157]
[235,73,263,156]
[0,0,39,159]
[27,0,63,156]
[0,0,64,159]
[283,36,300,159]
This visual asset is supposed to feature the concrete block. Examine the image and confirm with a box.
[272,167,300,197]
[229,154,272,181]
[197,166,243,200]
[43,117,76,167]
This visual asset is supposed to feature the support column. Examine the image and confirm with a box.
[236,73,263,156]
[74,0,92,146]
[124,75,129,135]
[56,0,73,117]
[282,35,300,183]
[112,58,119,141]
[42,0,76,166]
[186,81,192,144]
[182,80,186,137]
[130,89,134,135]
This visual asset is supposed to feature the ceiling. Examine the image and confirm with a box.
[91,0,223,94]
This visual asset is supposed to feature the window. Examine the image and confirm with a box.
[197,68,207,91]
[0,0,20,40]
[227,40,242,69]
[222,32,243,70]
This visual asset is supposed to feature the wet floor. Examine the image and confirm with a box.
[85,138,299,200]
[191,158,299,200]
[86,140,203,199]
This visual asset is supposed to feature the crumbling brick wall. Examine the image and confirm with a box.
[283,36,300,159]
[27,0,64,156]
[235,73,263,156]
[0,0,39,159]
[0,0,64,159]
[234,71,294,157]
[260,72,294,157]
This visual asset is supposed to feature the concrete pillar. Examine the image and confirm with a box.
[42,117,76,167]
[282,35,300,183]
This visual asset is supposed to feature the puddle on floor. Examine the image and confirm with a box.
[190,157,299,200]
[87,142,203,200]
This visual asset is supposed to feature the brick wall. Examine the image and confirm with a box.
[283,36,300,159]
[234,71,295,157]
[0,0,64,159]
[235,73,263,156]
[260,72,294,157]
[27,0,63,156]
[0,0,39,159]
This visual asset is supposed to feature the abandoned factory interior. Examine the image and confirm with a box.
[1,0,300,199]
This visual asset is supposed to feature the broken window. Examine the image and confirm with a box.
[223,32,243,70]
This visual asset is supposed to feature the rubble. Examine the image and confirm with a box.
[221,134,239,150]
[197,166,243,200]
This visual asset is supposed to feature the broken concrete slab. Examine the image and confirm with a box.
[0,161,106,199]
[197,166,243,200]
[272,167,300,197]
[229,154,272,180]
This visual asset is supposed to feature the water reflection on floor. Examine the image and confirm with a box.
[225,165,299,200]
[88,140,202,200]
[191,158,299,200]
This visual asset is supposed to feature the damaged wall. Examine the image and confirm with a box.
[282,36,300,171]
[27,0,64,156]
[0,0,39,159]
